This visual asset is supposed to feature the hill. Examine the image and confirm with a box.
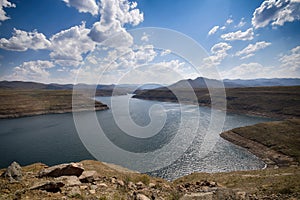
[152,77,300,90]
[224,78,300,87]
[221,119,300,167]
[133,86,300,119]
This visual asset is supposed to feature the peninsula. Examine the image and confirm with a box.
[0,89,108,119]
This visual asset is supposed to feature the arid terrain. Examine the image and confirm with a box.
[0,85,299,199]
[0,89,108,119]
[133,86,300,119]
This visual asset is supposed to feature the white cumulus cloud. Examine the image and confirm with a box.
[222,46,300,79]
[208,25,219,36]
[203,42,232,67]
[236,18,246,28]
[62,0,98,16]
[252,0,300,29]
[279,45,300,71]
[236,41,272,58]
[3,60,54,82]
[88,0,143,48]
[226,18,233,25]
[221,62,273,79]
[50,22,96,67]
[0,0,16,21]
[221,28,254,41]
[0,28,51,51]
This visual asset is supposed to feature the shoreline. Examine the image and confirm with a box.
[220,130,296,168]
[132,96,288,120]
[220,119,300,169]
[0,105,109,119]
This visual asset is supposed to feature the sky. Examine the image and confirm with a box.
[0,0,300,84]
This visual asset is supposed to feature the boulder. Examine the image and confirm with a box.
[128,181,136,190]
[39,163,84,177]
[149,183,156,188]
[136,181,144,190]
[55,176,81,186]
[98,183,108,188]
[89,189,96,194]
[30,181,65,193]
[80,185,88,190]
[79,170,98,183]
[136,193,150,200]
[117,179,125,187]
[2,161,22,182]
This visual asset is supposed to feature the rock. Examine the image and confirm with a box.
[111,177,117,184]
[67,186,81,197]
[90,185,98,190]
[210,181,217,187]
[236,191,247,199]
[136,181,144,190]
[149,183,156,188]
[196,180,217,187]
[2,161,22,182]
[98,183,108,188]
[89,189,96,194]
[180,192,214,200]
[79,170,98,183]
[38,163,84,178]
[128,181,136,190]
[30,181,65,193]
[55,176,81,186]
[117,179,125,187]
[136,193,150,200]
[163,183,171,189]
[80,185,88,190]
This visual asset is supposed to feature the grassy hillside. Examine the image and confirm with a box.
[0,89,108,118]
[221,119,300,164]
[133,86,300,118]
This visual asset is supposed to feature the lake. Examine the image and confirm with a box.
[0,95,273,180]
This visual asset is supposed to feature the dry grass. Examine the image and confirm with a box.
[174,166,300,197]
[133,86,300,118]
[0,89,108,118]
[230,119,300,163]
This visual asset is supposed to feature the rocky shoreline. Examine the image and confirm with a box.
[0,105,109,119]
[132,95,290,120]
[133,86,300,119]
[220,119,300,169]
[0,89,109,119]
[220,130,296,168]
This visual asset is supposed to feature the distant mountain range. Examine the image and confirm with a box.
[0,78,299,90]
[0,81,165,91]
[166,77,300,89]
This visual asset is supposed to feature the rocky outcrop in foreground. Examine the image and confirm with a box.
[1,160,300,200]
[0,160,270,200]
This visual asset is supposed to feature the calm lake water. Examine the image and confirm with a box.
[0,95,273,180]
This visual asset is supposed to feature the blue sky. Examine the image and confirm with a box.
[0,0,300,84]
